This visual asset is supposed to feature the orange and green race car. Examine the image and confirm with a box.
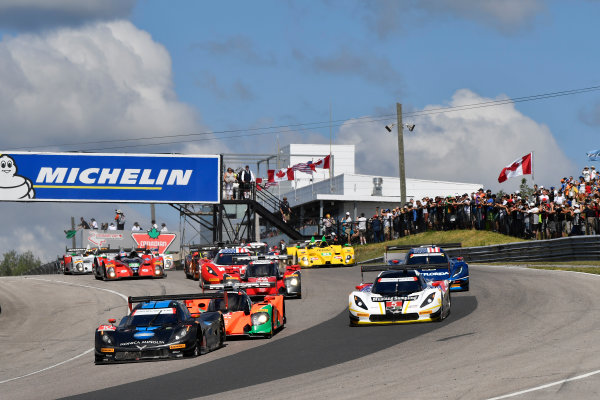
[187,290,285,338]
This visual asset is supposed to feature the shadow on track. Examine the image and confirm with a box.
[65,296,477,399]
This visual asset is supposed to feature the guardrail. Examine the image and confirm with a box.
[444,236,600,263]
[360,236,600,265]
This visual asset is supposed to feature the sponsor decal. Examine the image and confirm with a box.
[419,310,433,315]
[321,252,331,256]
[100,348,115,353]
[372,296,417,302]
[134,331,155,339]
[378,277,417,282]
[120,340,165,346]
[170,344,186,349]
[420,271,448,276]
[1,152,220,203]
[132,308,175,316]
[97,325,117,331]
[131,232,177,254]
[386,300,403,309]
[88,231,124,246]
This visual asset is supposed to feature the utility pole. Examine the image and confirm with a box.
[396,102,406,205]
[70,216,76,248]
[150,204,156,226]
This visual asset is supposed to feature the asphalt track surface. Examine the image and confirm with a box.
[1,265,600,400]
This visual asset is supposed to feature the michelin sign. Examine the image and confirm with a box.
[0,152,220,203]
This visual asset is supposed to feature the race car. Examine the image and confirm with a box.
[205,255,302,298]
[93,248,166,280]
[385,245,469,291]
[95,293,225,364]
[199,247,252,288]
[184,246,220,280]
[287,237,355,268]
[349,265,451,326]
[189,290,285,338]
[62,247,101,274]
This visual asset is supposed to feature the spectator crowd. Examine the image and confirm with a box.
[76,209,169,233]
[318,168,600,245]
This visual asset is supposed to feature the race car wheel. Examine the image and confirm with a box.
[185,268,191,279]
[218,317,226,348]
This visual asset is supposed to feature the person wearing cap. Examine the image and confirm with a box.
[108,222,117,231]
[90,218,98,230]
[342,212,353,244]
[131,222,142,231]
[115,209,125,230]
[583,166,591,183]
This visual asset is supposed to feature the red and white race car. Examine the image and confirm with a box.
[199,247,252,288]
[93,248,166,280]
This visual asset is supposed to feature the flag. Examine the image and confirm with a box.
[65,230,77,239]
[268,168,294,182]
[587,149,600,161]
[292,162,315,174]
[497,153,532,183]
[313,155,331,169]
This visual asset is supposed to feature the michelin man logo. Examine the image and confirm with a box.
[0,154,35,199]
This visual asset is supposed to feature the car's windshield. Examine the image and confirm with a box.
[406,253,447,265]
[209,294,243,312]
[214,253,251,265]
[371,276,423,295]
[126,307,179,327]
[246,263,278,278]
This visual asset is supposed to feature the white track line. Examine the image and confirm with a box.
[0,277,128,385]
[487,369,600,400]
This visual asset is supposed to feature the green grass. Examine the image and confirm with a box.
[530,266,600,275]
[353,229,526,263]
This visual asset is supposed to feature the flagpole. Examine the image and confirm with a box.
[531,151,535,184]
[329,103,333,194]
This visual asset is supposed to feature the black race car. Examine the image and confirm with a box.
[95,293,225,364]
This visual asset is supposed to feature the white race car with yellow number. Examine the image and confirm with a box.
[349,265,450,325]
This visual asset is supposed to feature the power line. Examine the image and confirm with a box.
[9,84,600,152]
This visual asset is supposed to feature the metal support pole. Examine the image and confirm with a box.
[71,216,76,248]
[397,103,406,205]
[319,200,324,235]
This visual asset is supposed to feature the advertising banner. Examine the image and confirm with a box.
[0,152,220,203]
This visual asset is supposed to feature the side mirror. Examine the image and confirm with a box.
[108,318,117,324]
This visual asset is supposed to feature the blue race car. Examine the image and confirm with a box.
[385,245,469,292]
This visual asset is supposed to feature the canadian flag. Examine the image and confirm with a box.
[498,153,532,183]
[268,168,294,182]
[313,154,331,169]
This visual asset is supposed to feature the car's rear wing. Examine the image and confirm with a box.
[128,292,227,312]
[232,254,292,261]
[204,281,276,291]
[360,263,450,282]
[385,242,462,252]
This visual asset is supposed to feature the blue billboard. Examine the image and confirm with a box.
[0,152,220,203]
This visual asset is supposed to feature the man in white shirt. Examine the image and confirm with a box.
[131,222,142,231]
[108,223,117,231]
[90,218,98,229]
[342,212,352,245]
[357,213,367,245]
[160,223,168,232]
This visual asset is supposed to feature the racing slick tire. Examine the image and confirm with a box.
[219,317,226,348]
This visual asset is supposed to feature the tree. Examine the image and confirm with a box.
[519,178,534,199]
[0,250,41,276]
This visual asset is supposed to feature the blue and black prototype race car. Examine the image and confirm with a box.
[385,245,469,291]
[95,293,225,364]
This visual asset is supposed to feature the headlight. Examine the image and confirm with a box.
[77,264,83,271]
[174,326,190,341]
[345,255,352,261]
[154,267,162,275]
[354,295,368,310]
[301,257,308,262]
[107,267,116,278]
[420,293,436,308]
[207,266,217,276]
[101,334,113,344]
[288,278,298,286]
[251,312,270,326]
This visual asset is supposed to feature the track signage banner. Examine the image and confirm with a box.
[0,152,220,203]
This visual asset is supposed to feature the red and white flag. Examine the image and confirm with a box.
[268,168,294,182]
[497,153,532,183]
[313,155,331,169]
[292,162,316,174]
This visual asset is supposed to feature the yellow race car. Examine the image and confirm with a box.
[287,237,355,268]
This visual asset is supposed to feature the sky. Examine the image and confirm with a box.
[0,0,599,260]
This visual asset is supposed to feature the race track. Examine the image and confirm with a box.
[1,265,599,400]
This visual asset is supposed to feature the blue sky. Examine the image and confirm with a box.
[0,0,599,258]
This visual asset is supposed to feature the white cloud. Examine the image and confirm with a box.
[0,20,217,153]
[0,0,136,31]
[337,89,574,192]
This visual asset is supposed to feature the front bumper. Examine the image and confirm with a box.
[95,342,193,363]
